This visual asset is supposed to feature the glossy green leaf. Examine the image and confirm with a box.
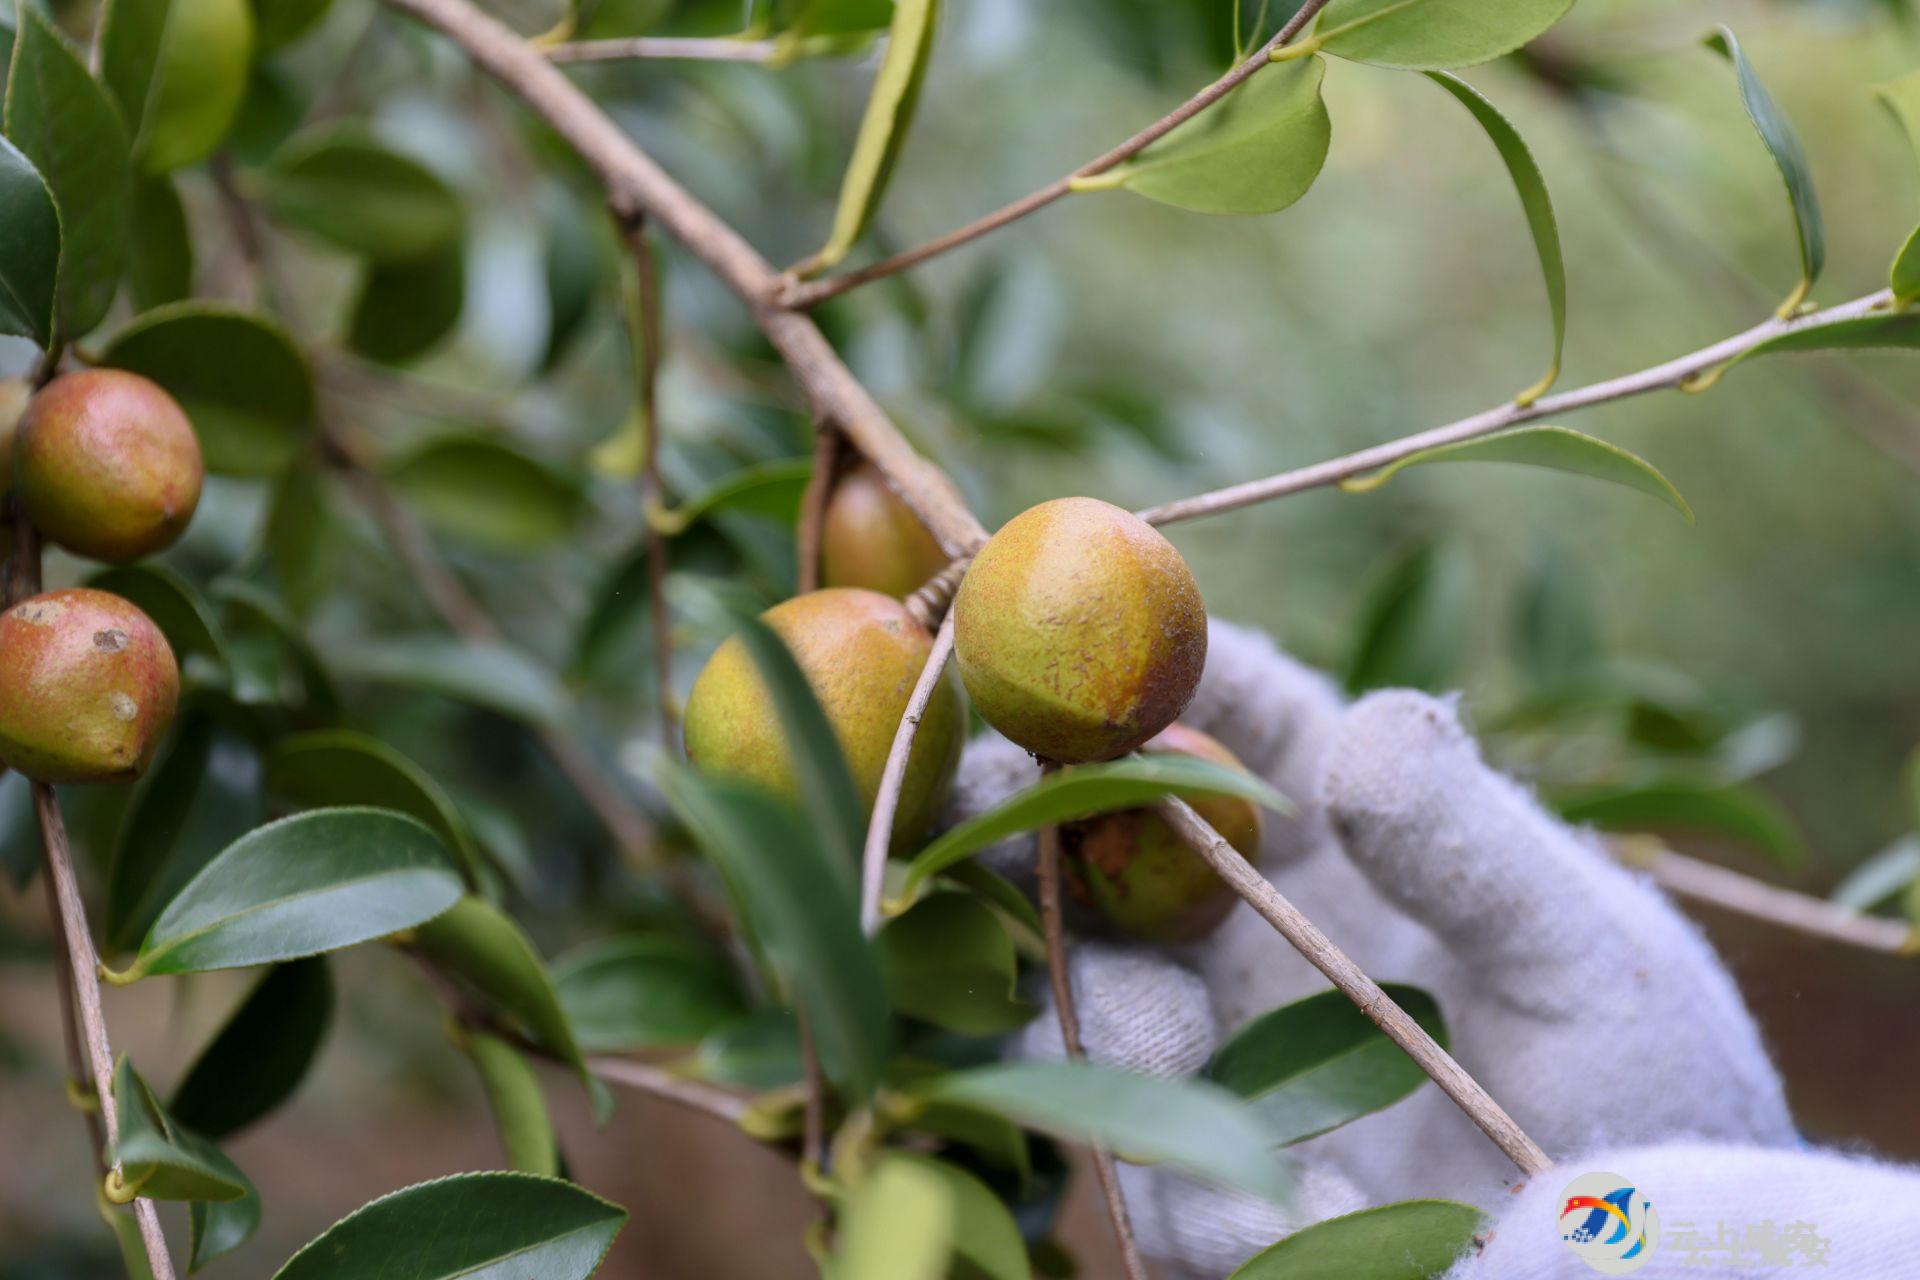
[463,1029,561,1176]
[128,808,463,979]
[271,1172,626,1280]
[828,1152,954,1280]
[331,636,570,726]
[1830,836,1920,912]
[112,1056,251,1202]
[899,754,1290,901]
[3,4,131,339]
[1557,779,1805,865]
[189,1184,262,1272]
[939,858,1044,941]
[808,0,940,272]
[411,896,592,1085]
[1208,985,1446,1145]
[1227,1199,1485,1278]
[251,0,332,51]
[99,302,314,475]
[101,0,253,174]
[1427,73,1563,404]
[689,1009,805,1088]
[127,173,193,310]
[655,458,813,535]
[1345,541,1470,696]
[1729,311,1920,370]
[214,578,338,714]
[1891,227,1920,305]
[349,238,465,364]
[1095,56,1328,215]
[264,465,335,617]
[386,435,583,551]
[552,934,747,1052]
[1341,426,1693,523]
[660,766,889,1099]
[927,1061,1292,1202]
[1704,28,1824,312]
[1309,0,1572,70]
[0,133,57,345]
[264,126,463,261]
[268,730,482,888]
[879,891,1037,1035]
[1876,71,1920,302]
[172,958,333,1139]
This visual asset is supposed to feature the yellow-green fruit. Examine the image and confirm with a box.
[0,588,181,784]
[16,369,204,564]
[683,588,965,845]
[1063,724,1261,945]
[954,496,1206,763]
[820,462,950,598]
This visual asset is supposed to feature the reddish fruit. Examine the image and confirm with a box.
[683,588,965,844]
[0,588,180,784]
[15,369,203,564]
[953,496,1207,763]
[1063,724,1262,944]
[820,461,950,598]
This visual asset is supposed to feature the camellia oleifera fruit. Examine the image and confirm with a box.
[683,588,965,844]
[1062,723,1262,944]
[821,461,950,598]
[15,369,204,564]
[0,588,181,784]
[953,496,1207,763]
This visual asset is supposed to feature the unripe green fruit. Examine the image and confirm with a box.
[683,588,965,845]
[1063,723,1262,945]
[0,588,181,784]
[954,496,1206,763]
[820,462,950,598]
[16,369,204,564]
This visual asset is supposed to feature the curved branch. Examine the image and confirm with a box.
[859,611,956,933]
[546,37,781,64]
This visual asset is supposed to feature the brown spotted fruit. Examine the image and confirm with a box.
[953,496,1206,763]
[683,588,965,845]
[15,369,203,564]
[821,461,950,598]
[0,588,180,784]
[1061,723,1261,944]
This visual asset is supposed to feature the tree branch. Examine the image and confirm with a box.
[1138,289,1895,527]
[546,36,781,64]
[778,0,1335,308]
[796,422,842,595]
[859,610,956,933]
[586,1055,755,1124]
[1159,797,1555,1177]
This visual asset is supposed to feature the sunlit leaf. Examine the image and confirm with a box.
[1309,0,1571,70]
[827,1152,954,1280]
[0,134,59,346]
[1227,1199,1485,1278]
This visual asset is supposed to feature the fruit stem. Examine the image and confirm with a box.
[903,558,969,633]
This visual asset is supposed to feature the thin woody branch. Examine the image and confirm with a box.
[859,611,957,934]
[614,213,677,749]
[546,36,781,64]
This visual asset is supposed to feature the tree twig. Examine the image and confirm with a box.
[614,213,677,748]
[796,422,842,595]
[586,1056,754,1124]
[795,1012,828,1171]
[546,36,781,64]
[859,611,956,933]
[1137,289,1894,527]
[778,0,1335,308]
[1159,796,1555,1177]
[1037,784,1149,1280]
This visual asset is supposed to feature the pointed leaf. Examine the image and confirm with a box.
[270,1172,625,1280]
[112,1057,251,1202]
[172,958,334,1139]
[0,133,57,345]
[655,458,813,534]
[263,126,463,261]
[1829,836,1920,913]
[1876,70,1920,302]
[1557,778,1805,865]
[1341,425,1693,523]
[189,1185,261,1272]
[330,636,569,726]
[1730,311,1920,371]
[462,1029,561,1176]
[878,891,1037,1035]
[1704,28,1824,311]
[1345,541,1470,696]
[100,0,253,174]
[1310,0,1571,70]
[130,808,463,978]
[1226,1199,1485,1278]
[551,934,747,1052]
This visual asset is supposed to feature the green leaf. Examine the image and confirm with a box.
[128,807,463,979]
[172,958,333,1139]
[927,1061,1292,1203]
[1226,1199,1485,1278]
[0,133,58,346]
[100,0,253,174]
[540,183,608,372]
[1891,227,1920,306]
[655,458,813,535]
[331,636,570,726]
[267,729,482,889]
[1208,985,1446,1145]
[99,302,315,475]
[1829,836,1920,912]
[551,933,748,1052]
[828,1152,955,1280]
[1728,311,1920,371]
[1345,543,1470,697]
[1876,71,1920,302]
[112,1056,251,1202]
[690,1009,805,1088]
[1514,545,1600,689]
[348,237,465,364]
[807,0,940,272]
[251,0,332,52]
[127,172,193,310]
[1309,0,1572,70]
[97,1183,157,1280]
[879,891,1037,1035]
[659,765,889,1099]
[271,1172,626,1280]
[462,1029,561,1176]
[410,896,592,1086]
[87,563,228,672]
[386,435,583,551]
[264,125,463,261]
[213,577,337,714]
[1557,779,1805,865]
[264,465,335,616]
[885,1153,1031,1280]
[189,1185,262,1272]
[1094,56,1328,215]
[1426,73,1563,404]
[1703,28,1824,313]
[899,754,1290,902]
[3,4,131,339]
[1341,426,1693,523]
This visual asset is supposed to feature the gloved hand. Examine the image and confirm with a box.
[943,621,1920,1278]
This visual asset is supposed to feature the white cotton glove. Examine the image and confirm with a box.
[940,621,1920,1278]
